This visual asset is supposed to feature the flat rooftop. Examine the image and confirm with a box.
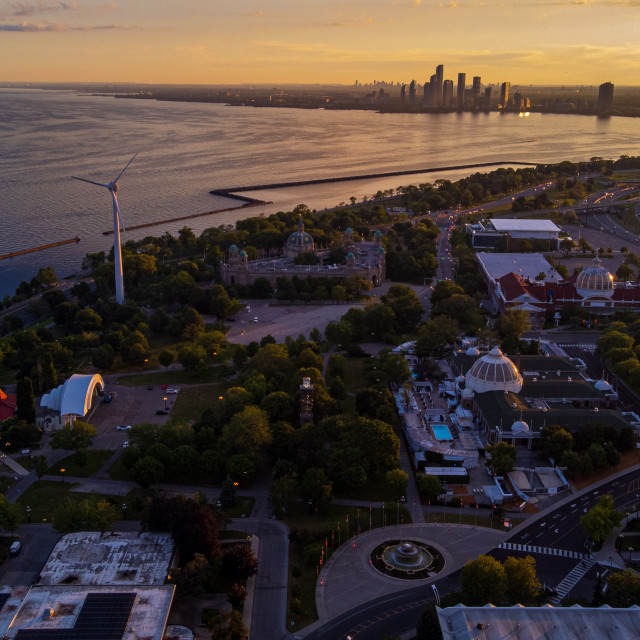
[490,219,561,233]
[6,585,174,640]
[476,252,560,282]
[438,603,640,640]
[38,532,173,587]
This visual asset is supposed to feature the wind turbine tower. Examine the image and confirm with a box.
[72,154,137,305]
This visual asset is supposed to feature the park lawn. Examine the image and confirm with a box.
[218,497,255,519]
[47,450,113,478]
[333,476,407,504]
[14,480,146,524]
[170,384,225,422]
[611,205,640,236]
[282,502,411,628]
[116,368,224,387]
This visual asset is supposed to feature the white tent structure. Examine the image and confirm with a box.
[40,374,104,427]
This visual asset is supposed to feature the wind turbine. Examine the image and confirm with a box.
[72,154,137,304]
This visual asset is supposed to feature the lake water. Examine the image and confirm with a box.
[2,87,640,297]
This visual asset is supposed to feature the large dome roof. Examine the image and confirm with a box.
[466,347,523,394]
[576,258,614,299]
[286,216,314,254]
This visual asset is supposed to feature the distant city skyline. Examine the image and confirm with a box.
[0,1,638,85]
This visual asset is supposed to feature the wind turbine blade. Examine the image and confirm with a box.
[71,176,110,188]
[111,153,138,186]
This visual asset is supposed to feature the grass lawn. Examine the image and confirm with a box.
[116,368,224,387]
[282,502,411,628]
[171,385,225,423]
[14,480,147,524]
[216,497,255,520]
[47,450,114,478]
[334,476,407,504]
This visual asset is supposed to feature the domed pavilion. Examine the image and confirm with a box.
[576,257,614,299]
[284,216,315,257]
[465,347,523,394]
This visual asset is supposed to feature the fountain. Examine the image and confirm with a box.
[381,540,433,573]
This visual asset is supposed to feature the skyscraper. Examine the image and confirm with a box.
[597,82,614,113]
[443,80,453,108]
[484,87,492,109]
[435,64,444,107]
[400,84,406,104]
[423,82,430,108]
[499,82,510,109]
[457,73,466,110]
[409,80,416,105]
[472,76,482,107]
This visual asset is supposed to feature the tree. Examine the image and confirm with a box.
[415,603,441,640]
[16,377,35,424]
[52,498,118,533]
[208,609,248,640]
[504,555,541,605]
[385,469,408,498]
[0,494,22,535]
[73,308,103,332]
[270,474,298,514]
[228,583,248,610]
[132,456,165,487]
[616,263,635,282]
[170,553,211,597]
[495,309,530,341]
[541,425,574,463]
[92,344,115,370]
[33,455,48,480]
[158,349,174,370]
[462,555,507,606]
[51,420,97,452]
[486,442,516,476]
[223,406,272,462]
[221,543,259,582]
[605,569,640,607]
[416,474,443,502]
[580,494,623,544]
[300,467,333,508]
[178,343,207,371]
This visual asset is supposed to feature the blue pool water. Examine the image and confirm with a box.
[432,424,453,441]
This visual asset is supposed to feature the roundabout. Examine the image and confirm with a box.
[373,539,444,579]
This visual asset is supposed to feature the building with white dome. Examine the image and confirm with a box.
[465,348,523,394]
[40,374,104,429]
[477,252,640,324]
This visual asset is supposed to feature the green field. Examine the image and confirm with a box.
[170,384,224,422]
[47,450,114,478]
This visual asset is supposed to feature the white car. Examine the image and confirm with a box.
[166,388,179,394]
[116,425,131,431]
[122,441,129,448]
[252,317,259,323]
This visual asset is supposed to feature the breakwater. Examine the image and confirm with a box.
[102,200,270,236]
[0,236,80,261]
[210,161,537,195]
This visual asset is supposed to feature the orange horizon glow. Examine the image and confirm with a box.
[1,1,638,87]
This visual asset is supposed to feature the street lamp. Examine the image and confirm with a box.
[60,468,66,483]
[26,506,31,524]
[122,503,127,520]
[163,397,168,410]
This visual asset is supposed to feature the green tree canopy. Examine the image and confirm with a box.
[461,555,507,605]
[51,420,97,452]
[580,494,623,544]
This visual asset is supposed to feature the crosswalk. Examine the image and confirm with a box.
[549,558,596,605]
[497,542,590,560]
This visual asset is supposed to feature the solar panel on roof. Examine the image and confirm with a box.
[15,592,136,640]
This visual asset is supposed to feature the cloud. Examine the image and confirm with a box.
[7,2,79,17]
[0,20,129,31]
[247,10,263,16]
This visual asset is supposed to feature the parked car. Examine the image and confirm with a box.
[116,425,131,431]
[147,385,153,390]
[252,317,259,323]
[9,541,21,555]
[161,384,168,390]
[166,388,178,394]
[122,442,129,448]
[156,409,169,416]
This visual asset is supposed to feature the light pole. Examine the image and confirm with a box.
[60,468,66,483]
[26,506,31,524]
[163,396,168,411]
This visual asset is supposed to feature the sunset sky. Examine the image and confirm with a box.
[1,0,639,86]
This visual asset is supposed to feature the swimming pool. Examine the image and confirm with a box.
[432,424,453,441]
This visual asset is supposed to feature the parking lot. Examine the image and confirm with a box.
[89,382,175,450]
